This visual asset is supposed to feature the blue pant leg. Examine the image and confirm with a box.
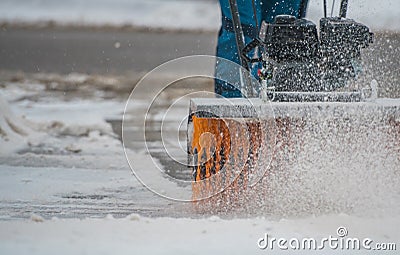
[215,29,258,97]
[215,0,260,98]
[215,0,309,98]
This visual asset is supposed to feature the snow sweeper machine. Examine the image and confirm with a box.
[188,0,400,202]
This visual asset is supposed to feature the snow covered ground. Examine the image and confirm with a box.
[0,72,399,254]
[0,0,399,31]
[1,214,399,255]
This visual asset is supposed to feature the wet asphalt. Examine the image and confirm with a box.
[0,26,218,74]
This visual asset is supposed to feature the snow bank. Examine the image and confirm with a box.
[0,93,39,154]
[0,75,124,158]
[0,0,218,31]
[0,0,398,32]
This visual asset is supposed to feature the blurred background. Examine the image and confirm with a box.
[0,0,398,96]
[0,0,398,31]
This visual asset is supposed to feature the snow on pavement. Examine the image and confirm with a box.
[0,72,399,253]
[1,75,399,253]
[0,75,179,221]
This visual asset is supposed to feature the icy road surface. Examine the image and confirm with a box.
[0,75,193,220]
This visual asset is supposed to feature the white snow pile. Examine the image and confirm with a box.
[0,0,219,31]
[0,93,38,155]
[0,0,399,32]
[0,77,125,166]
